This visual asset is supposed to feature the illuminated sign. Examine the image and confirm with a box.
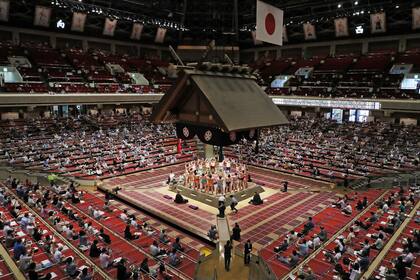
[272,98,381,110]
[56,19,65,29]
[355,25,364,34]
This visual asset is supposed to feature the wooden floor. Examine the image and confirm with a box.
[195,250,250,280]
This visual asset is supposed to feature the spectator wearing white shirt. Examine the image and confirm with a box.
[99,248,111,269]
[53,246,63,263]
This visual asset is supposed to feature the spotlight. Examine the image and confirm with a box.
[354,1,358,5]
[337,3,342,8]
[395,5,399,8]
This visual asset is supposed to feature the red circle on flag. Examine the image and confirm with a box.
[265,13,276,35]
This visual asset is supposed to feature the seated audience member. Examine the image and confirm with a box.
[278,250,299,267]
[150,241,166,257]
[274,238,289,253]
[99,228,111,244]
[296,238,309,257]
[79,268,93,280]
[79,230,89,247]
[19,251,33,271]
[318,226,327,242]
[174,191,188,204]
[27,262,52,280]
[142,222,155,236]
[325,247,342,264]
[401,249,414,267]
[172,237,184,252]
[13,238,26,260]
[53,246,63,263]
[89,240,101,258]
[342,203,352,215]
[249,192,263,205]
[358,254,370,271]
[65,257,79,277]
[356,199,364,211]
[119,210,128,222]
[297,265,316,280]
[208,225,218,240]
[99,248,112,269]
[124,224,138,240]
[116,258,132,280]
[140,258,150,274]
[310,234,321,249]
[159,229,169,244]
[169,248,181,266]
[302,217,314,235]
[287,230,298,243]
[371,235,384,250]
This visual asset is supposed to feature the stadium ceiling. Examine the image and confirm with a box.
[4,0,420,47]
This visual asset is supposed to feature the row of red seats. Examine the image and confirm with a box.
[259,189,386,279]
[78,192,200,278]
[0,184,104,280]
[304,188,416,279]
[373,202,419,280]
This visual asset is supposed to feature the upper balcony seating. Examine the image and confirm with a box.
[27,47,70,68]
[349,54,391,72]
[286,57,324,75]
[396,50,420,72]
[316,56,355,73]
[4,82,49,93]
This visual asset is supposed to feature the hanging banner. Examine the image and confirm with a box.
[334,17,349,37]
[370,12,386,33]
[303,22,316,40]
[130,23,144,40]
[175,123,258,146]
[71,12,87,32]
[103,18,117,36]
[0,0,10,22]
[155,27,167,43]
[34,6,52,27]
[413,7,420,30]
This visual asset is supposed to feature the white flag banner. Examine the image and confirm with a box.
[251,30,263,45]
[334,17,348,37]
[131,23,144,40]
[282,25,288,43]
[0,0,10,22]
[256,0,283,46]
[34,6,52,27]
[103,18,117,36]
[71,12,87,32]
[303,23,316,40]
[371,12,386,33]
[413,7,420,30]
[155,27,167,43]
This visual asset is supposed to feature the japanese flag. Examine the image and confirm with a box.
[256,0,284,46]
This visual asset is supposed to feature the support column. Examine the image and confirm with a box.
[82,40,88,51]
[330,43,336,57]
[50,35,56,49]
[362,41,369,54]
[12,31,19,45]
[399,38,407,53]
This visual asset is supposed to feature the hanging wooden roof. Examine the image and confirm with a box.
[151,67,288,132]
